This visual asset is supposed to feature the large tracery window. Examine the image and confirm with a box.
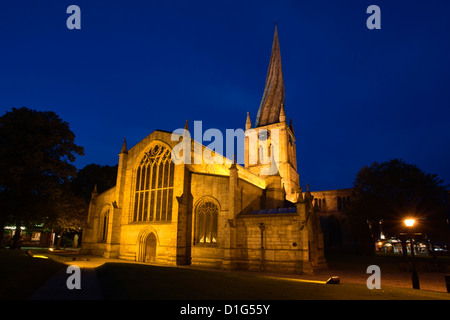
[195,201,218,245]
[133,144,174,222]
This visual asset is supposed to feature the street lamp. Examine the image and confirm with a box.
[404,219,415,227]
[404,218,420,289]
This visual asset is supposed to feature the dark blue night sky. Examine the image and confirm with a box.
[1,0,449,191]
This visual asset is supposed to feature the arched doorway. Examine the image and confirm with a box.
[144,233,157,263]
[136,227,159,263]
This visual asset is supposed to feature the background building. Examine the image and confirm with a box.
[307,188,355,253]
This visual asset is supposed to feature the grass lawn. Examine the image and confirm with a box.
[0,249,66,299]
[95,262,450,300]
[327,251,450,273]
[1,248,449,300]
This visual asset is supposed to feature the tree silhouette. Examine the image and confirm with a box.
[347,159,449,255]
[48,184,87,249]
[70,163,118,203]
[0,107,84,248]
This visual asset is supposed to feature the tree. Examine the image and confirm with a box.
[347,159,449,255]
[70,163,118,203]
[0,107,84,248]
[48,185,88,249]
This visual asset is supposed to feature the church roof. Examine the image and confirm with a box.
[255,26,285,127]
[242,206,297,216]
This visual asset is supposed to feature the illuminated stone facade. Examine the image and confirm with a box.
[81,27,327,273]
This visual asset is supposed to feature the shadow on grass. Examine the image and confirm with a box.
[0,249,66,299]
[95,262,450,300]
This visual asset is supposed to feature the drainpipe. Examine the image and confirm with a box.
[259,223,265,271]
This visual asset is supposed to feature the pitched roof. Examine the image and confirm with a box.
[242,206,297,216]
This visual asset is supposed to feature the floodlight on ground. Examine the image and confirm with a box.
[326,276,340,284]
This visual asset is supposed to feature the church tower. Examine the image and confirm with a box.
[244,26,299,203]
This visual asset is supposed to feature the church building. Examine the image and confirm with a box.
[81,27,327,274]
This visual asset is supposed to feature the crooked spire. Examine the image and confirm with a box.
[255,26,285,127]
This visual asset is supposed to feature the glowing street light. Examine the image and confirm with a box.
[404,219,415,227]
[404,218,420,289]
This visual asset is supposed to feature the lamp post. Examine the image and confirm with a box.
[404,219,420,289]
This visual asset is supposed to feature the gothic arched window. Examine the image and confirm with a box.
[99,209,109,242]
[195,201,218,245]
[133,144,174,222]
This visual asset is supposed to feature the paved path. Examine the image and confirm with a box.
[29,267,104,300]
[276,268,450,293]
[28,255,120,300]
[29,253,450,299]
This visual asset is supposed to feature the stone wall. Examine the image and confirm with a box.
[235,213,313,274]
[81,186,116,256]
